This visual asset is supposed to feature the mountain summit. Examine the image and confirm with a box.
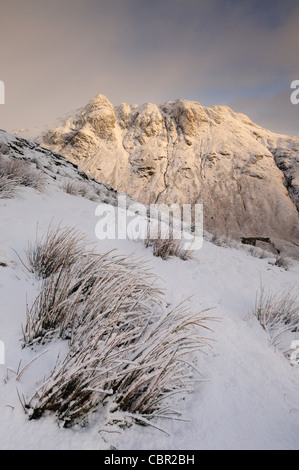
[15,94,299,254]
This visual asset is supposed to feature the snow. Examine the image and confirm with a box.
[0,178,298,450]
[14,94,299,262]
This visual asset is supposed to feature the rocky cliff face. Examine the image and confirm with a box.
[15,94,299,252]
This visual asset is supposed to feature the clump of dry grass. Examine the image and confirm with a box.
[27,301,212,426]
[274,254,293,271]
[143,227,193,261]
[112,303,212,417]
[25,225,88,279]
[23,250,162,346]
[23,226,161,346]
[63,180,97,201]
[209,234,275,260]
[253,284,299,345]
[22,225,213,428]
[0,175,20,199]
[0,156,46,193]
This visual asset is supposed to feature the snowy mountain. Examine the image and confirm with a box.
[0,129,299,450]
[15,94,299,257]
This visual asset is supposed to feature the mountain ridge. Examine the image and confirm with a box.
[13,94,299,255]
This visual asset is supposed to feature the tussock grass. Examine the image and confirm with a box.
[210,234,229,248]
[24,249,162,346]
[254,284,299,345]
[23,225,213,427]
[209,234,274,260]
[63,180,97,201]
[0,175,20,199]
[274,254,293,271]
[143,227,193,261]
[28,303,212,426]
[25,225,88,279]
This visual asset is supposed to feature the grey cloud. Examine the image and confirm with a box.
[0,0,298,135]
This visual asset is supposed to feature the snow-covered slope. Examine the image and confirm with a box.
[14,95,299,256]
[0,129,121,205]
[0,130,298,450]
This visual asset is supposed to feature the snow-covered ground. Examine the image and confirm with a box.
[0,179,298,450]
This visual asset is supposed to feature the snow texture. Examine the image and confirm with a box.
[0,129,298,450]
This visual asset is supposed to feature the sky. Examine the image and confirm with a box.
[0,0,298,135]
